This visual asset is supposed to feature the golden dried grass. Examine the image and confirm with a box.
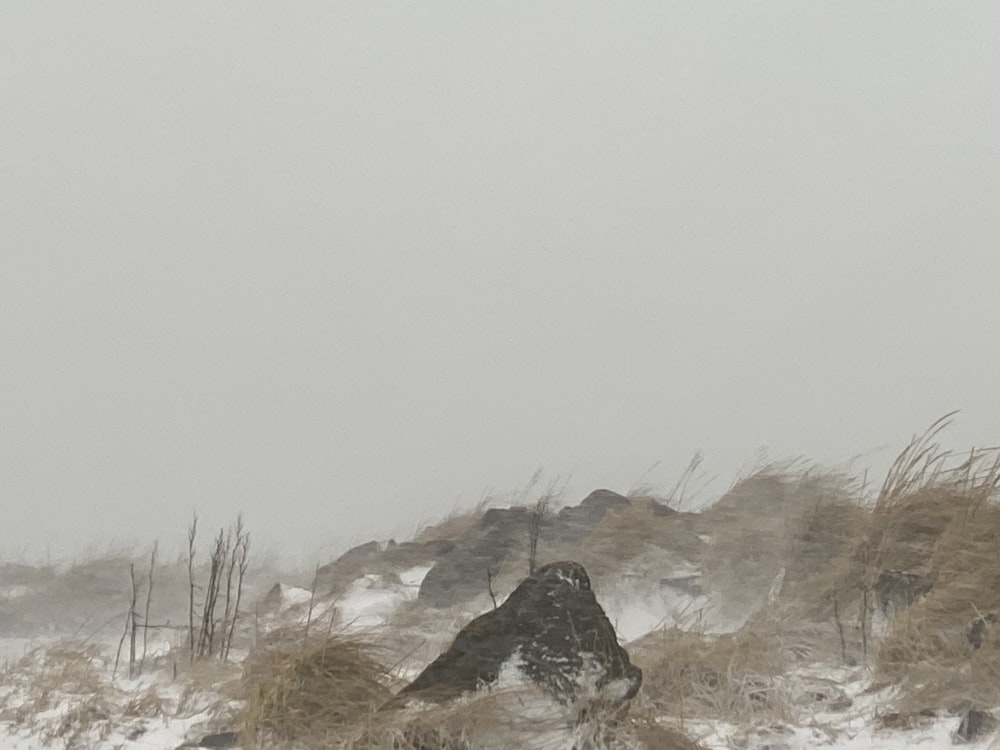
[412,493,495,547]
[241,630,396,748]
[857,414,995,584]
[368,684,705,750]
[366,686,572,750]
[238,622,697,749]
[855,415,1000,713]
[634,627,787,722]
[699,464,866,621]
[624,716,709,750]
[0,640,121,748]
[580,499,706,574]
[491,497,706,592]
[874,501,1000,712]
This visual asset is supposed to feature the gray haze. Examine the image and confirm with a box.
[3,3,999,564]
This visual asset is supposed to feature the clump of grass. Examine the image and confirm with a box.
[743,475,872,661]
[577,498,707,575]
[0,640,120,749]
[874,498,1000,715]
[849,415,1000,715]
[698,463,866,625]
[240,621,689,749]
[241,629,396,748]
[121,684,169,718]
[370,681,703,750]
[412,494,494,548]
[855,414,995,590]
[635,628,787,722]
[369,686,573,750]
[623,713,709,750]
[783,481,869,591]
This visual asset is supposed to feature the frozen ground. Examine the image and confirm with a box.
[0,559,977,750]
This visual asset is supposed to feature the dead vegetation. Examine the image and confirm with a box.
[634,627,788,723]
[860,420,1000,716]
[577,498,706,576]
[0,639,180,750]
[412,494,494,549]
[240,628,396,748]
[238,627,572,750]
[10,414,1000,746]
[622,415,1000,732]
[236,618,707,749]
[698,463,867,621]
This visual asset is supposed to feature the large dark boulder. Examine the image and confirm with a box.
[578,489,632,519]
[418,507,535,608]
[399,561,642,712]
[418,492,637,608]
[554,489,632,542]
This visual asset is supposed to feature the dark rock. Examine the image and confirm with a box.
[257,582,285,612]
[316,539,382,576]
[418,507,535,608]
[660,575,704,597]
[314,541,383,591]
[418,491,641,608]
[417,541,511,608]
[957,708,992,741]
[480,505,532,534]
[414,538,456,557]
[326,489,641,610]
[399,561,642,713]
[650,500,678,516]
[968,612,998,650]
[316,538,449,596]
[346,539,381,558]
[874,570,932,618]
[191,731,239,748]
[555,490,631,542]
[580,489,632,515]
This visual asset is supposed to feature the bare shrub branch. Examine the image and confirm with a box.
[224,520,251,663]
[140,541,157,674]
[187,513,197,664]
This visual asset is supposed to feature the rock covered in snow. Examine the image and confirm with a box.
[397,561,642,713]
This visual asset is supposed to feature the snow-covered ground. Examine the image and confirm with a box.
[0,555,978,750]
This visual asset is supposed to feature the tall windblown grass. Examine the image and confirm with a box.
[848,415,1000,714]
[633,627,788,724]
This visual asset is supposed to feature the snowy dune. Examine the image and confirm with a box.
[4,442,999,749]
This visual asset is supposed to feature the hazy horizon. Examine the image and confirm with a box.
[3,3,1000,565]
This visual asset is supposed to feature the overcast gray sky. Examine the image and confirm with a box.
[3,3,999,564]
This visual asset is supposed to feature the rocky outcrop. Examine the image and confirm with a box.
[555,489,632,540]
[417,490,638,608]
[398,561,642,713]
[874,569,933,618]
[315,538,451,595]
[316,489,694,611]
[417,507,535,608]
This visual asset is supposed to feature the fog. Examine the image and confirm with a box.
[2,3,999,564]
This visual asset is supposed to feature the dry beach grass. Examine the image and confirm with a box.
[10,414,1000,747]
